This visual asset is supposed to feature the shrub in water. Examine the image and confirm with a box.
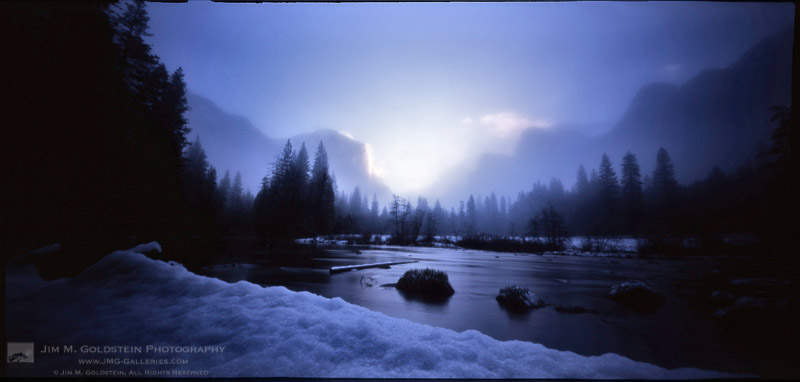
[396,268,455,298]
[496,285,545,312]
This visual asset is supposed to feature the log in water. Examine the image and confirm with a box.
[330,260,418,274]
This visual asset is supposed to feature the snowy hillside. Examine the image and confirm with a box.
[7,244,741,378]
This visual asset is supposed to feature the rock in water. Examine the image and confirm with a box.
[608,281,664,311]
[395,269,455,299]
[496,286,545,312]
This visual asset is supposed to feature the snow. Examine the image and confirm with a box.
[127,241,163,254]
[7,244,742,378]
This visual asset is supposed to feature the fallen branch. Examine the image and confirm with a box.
[330,260,418,274]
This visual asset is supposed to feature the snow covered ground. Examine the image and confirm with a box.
[6,243,743,378]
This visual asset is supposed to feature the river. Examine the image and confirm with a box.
[195,244,760,375]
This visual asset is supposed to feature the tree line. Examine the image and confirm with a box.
[5,0,205,272]
[5,0,791,269]
[185,102,791,257]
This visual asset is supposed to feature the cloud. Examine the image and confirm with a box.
[461,117,473,124]
[479,112,550,137]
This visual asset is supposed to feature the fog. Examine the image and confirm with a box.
[146,2,792,207]
[6,2,796,378]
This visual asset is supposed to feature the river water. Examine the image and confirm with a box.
[196,245,757,374]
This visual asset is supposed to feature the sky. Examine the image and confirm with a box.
[146,1,793,195]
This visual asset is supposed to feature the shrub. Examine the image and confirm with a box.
[580,235,621,253]
[396,268,455,298]
[456,235,549,254]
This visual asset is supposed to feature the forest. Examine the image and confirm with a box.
[186,121,792,257]
[4,1,797,379]
[2,0,793,277]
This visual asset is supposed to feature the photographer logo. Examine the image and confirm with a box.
[7,343,34,363]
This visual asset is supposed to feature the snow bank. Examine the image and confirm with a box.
[7,244,740,378]
[127,241,162,255]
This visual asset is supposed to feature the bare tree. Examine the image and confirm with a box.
[529,203,567,250]
[390,195,411,244]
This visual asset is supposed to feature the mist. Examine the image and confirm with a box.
[146,1,793,204]
[5,1,797,379]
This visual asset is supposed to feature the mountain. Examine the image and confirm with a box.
[430,126,593,207]
[601,26,793,181]
[429,27,793,207]
[185,92,282,193]
[185,93,392,204]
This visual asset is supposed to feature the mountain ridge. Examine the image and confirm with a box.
[425,27,792,207]
[185,93,393,204]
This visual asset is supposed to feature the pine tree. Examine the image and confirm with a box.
[458,201,466,237]
[205,166,218,210]
[575,164,590,195]
[466,195,477,237]
[596,153,620,234]
[217,170,232,210]
[273,140,295,191]
[294,143,310,188]
[257,140,296,240]
[368,194,379,233]
[652,147,679,205]
[253,176,270,237]
[431,199,445,237]
[371,194,380,217]
[111,0,157,102]
[183,136,211,206]
[598,153,619,203]
[165,67,190,156]
[499,195,508,226]
[349,186,362,217]
[620,151,644,234]
[230,172,244,214]
[307,141,335,236]
[649,147,681,234]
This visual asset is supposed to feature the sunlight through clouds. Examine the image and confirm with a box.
[479,112,550,138]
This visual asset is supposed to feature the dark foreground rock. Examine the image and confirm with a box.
[395,268,455,299]
[496,285,545,312]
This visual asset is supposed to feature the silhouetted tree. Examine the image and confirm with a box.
[183,137,215,209]
[620,151,644,234]
[651,148,679,203]
[349,186,363,232]
[529,203,567,250]
[256,140,296,242]
[466,195,478,238]
[390,195,411,244]
[307,142,336,237]
[648,147,681,234]
[761,106,792,169]
[575,164,590,195]
[369,194,380,233]
[595,153,620,234]
[216,170,231,211]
